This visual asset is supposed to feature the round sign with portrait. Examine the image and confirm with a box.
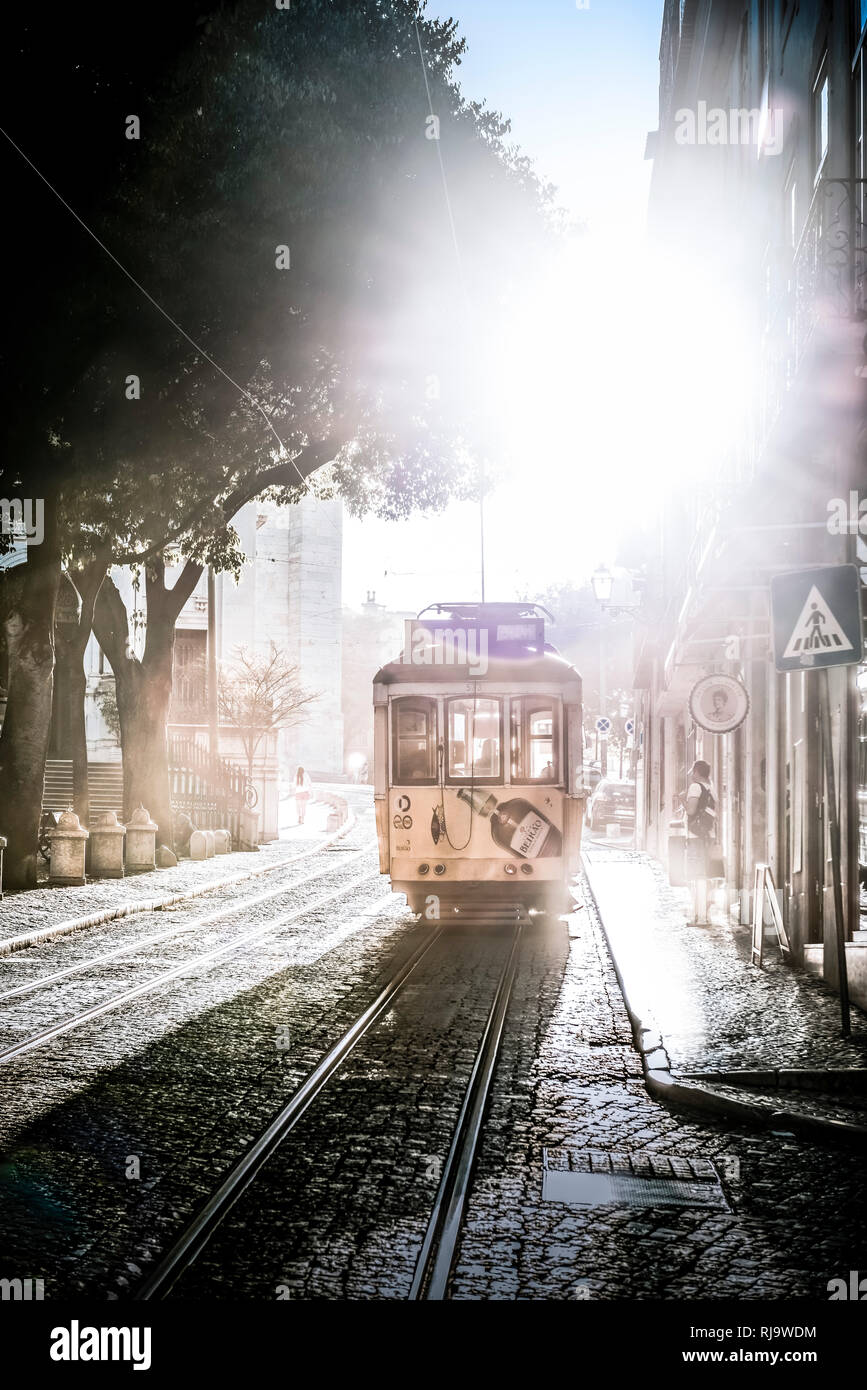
[689,674,750,734]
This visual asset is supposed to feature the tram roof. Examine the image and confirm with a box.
[373,646,581,686]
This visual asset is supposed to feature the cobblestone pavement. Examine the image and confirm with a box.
[449,887,867,1301]
[0,800,378,1150]
[0,798,340,950]
[582,843,867,1075]
[0,800,416,1297]
[1,796,864,1301]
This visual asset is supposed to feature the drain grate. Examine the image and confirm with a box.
[542,1148,730,1210]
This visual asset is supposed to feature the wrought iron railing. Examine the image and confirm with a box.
[168,735,256,847]
[169,672,207,724]
[763,179,867,432]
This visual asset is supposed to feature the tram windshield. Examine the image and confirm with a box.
[447,697,502,780]
[511,699,559,782]
[393,699,437,783]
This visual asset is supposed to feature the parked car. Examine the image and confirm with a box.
[586,778,635,833]
[584,761,603,793]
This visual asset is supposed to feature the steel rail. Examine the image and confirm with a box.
[409,917,522,1301]
[0,846,375,1002]
[0,814,360,960]
[0,870,381,1065]
[135,924,444,1300]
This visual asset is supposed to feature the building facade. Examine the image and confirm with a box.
[637,0,867,1002]
[80,495,344,837]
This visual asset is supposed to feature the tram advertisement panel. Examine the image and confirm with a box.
[388,785,564,863]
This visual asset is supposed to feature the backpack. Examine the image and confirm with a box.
[687,783,716,840]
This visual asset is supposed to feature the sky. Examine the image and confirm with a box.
[342,0,666,614]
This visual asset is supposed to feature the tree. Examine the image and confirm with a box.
[219,644,318,788]
[0,0,554,879]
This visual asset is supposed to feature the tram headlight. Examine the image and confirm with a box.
[417,863,430,875]
[520,863,533,875]
[503,863,517,875]
[433,863,446,875]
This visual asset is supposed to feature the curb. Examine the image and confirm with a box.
[580,853,867,1144]
[0,811,357,958]
[681,1067,867,1093]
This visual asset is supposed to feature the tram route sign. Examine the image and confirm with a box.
[770,564,863,673]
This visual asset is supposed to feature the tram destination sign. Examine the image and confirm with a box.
[770,564,864,673]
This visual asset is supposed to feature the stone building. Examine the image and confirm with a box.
[637,0,867,1004]
[342,592,414,775]
[79,495,344,838]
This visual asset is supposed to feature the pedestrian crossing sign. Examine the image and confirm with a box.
[771,565,863,672]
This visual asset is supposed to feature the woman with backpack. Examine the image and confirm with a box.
[683,759,717,924]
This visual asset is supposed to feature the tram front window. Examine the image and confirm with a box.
[511,700,559,782]
[393,700,436,783]
[447,698,501,780]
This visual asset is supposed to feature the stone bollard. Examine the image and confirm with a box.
[89,810,126,879]
[188,829,208,861]
[239,809,260,852]
[125,804,158,873]
[49,809,89,886]
[213,828,231,854]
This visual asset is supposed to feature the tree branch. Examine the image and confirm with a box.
[111,437,344,569]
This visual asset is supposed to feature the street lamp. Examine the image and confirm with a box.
[590,563,614,606]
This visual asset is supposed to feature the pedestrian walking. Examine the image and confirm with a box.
[681,759,718,924]
[294,766,312,825]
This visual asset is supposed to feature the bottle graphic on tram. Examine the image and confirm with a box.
[457,787,562,859]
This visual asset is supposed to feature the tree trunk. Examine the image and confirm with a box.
[53,638,90,824]
[114,658,174,844]
[0,530,62,889]
[93,559,203,852]
[59,561,110,830]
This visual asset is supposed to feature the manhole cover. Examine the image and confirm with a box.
[542,1148,730,1210]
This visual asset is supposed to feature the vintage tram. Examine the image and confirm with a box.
[372,602,586,916]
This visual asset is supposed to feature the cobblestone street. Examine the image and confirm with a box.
[0,796,864,1302]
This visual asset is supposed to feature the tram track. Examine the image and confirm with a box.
[0,815,364,959]
[0,867,382,1066]
[135,911,524,1302]
[0,844,376,1004]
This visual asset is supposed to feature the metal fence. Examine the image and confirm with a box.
[168,735,254,847]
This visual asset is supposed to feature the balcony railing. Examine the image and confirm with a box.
[169,671,207,725]
[794,178,867,352]
[762,178,867,440]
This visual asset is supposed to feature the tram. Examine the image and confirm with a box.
[372,603,586,916]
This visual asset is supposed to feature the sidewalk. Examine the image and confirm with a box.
[0,804,345,955]
[581,844,867,1138]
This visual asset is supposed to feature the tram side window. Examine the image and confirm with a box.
[511,700,559,782]
[393,700,437,783]
[447,698,502,780]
